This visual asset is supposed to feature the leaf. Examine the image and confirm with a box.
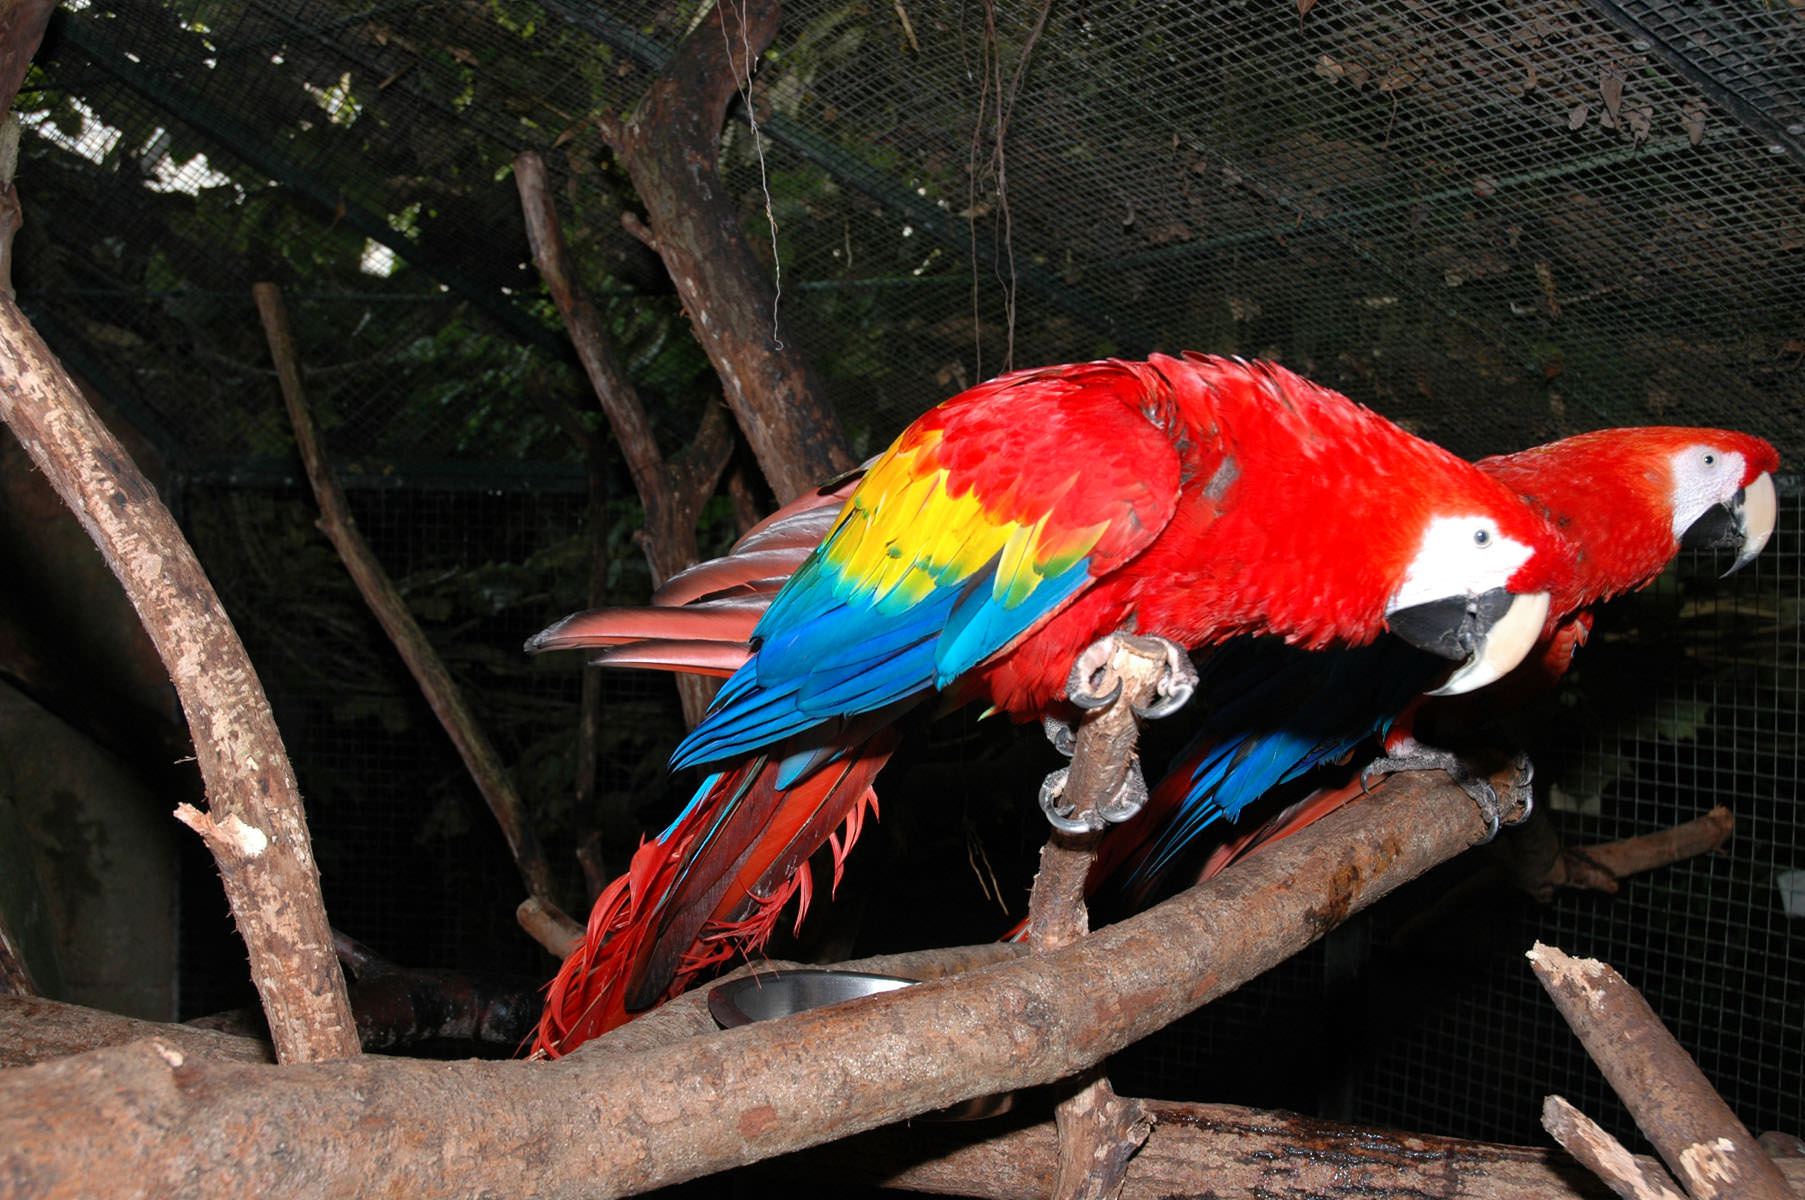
[1299,0,1317,15]
[1683,106,1707,146]
[1601,73,1623,119]
[1625,106,1651,145]
[1568,102,1589,130]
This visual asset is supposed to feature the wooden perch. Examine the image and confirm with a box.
[771,1097,1805,1200]
[515,895,584,957]
[0,995,274,1068]
[254,283,558,909]
[0,296,358,1064]
[603,0,853,502]
[1508,807,1735,901]
[1024,638,1177,1199]
[2,764,1526,1197]
[1529,942,1792,1200]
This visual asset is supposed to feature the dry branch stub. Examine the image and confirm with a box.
[1529,942,1792,1200]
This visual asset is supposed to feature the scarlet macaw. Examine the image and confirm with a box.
[1096,424,1779,905]
[527,353,1574,1054]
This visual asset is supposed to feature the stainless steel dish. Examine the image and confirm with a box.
[707,968,1017,1120]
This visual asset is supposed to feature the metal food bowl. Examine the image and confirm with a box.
[707,968,1017,1121]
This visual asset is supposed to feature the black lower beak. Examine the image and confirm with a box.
[1386,587,1516,662]
[1679,492,1745,554]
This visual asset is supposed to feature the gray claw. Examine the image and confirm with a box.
[1094,762,1149,824]
[1361,745,1533,844]
[1038,758,1151,834]
[1066,637,1123,709]
[1043,715,1077,758]
[1038,767,1096,834]
[1131,634,1200,720]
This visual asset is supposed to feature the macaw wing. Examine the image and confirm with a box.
[673,367,1189,773]
[1120,636,1446,901]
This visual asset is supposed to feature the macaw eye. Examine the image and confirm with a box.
[1473,527,1492,547]
[1703,452,1718,466]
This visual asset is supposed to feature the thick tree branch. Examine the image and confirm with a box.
[0,296,358,1064]
[772,1098,1805,1200]
[1530,942,1792,1200]
[2,767,1520,1196]
[607,0,854,501]
[254,283,558,910]
[0,995,273,1068]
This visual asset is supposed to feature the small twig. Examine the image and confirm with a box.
[1529,942,1792,1199]
[516,896,584,958]
[1543,1095,1689,1200]
[254,283,559,911]
[0,906,36,998]
[1568,806,1735,890]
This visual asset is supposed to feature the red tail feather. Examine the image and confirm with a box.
[531,737,896,1056]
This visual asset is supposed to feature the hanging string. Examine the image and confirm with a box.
[721,0,784,350]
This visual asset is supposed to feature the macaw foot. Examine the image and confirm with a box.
[1066,632,1200,719]
[1039,633,1195,835]
[1362,744,1535,843]
[1039,760,1150,835]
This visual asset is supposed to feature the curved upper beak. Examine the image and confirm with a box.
[1680,471,1777,577]
[1387,589,1551,697]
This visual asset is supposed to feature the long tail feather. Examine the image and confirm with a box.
[532,729,898,1056]
[525,597,767,654]
[589,639,753,677]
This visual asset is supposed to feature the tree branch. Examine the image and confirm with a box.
[771,1097,1805,1200]
[607,0,854,501]
[1506,807,1735,901]
[1,766,1518,1196]
[1024,637,1174,1199]
[254,282,559,910]
[513,149,727,726]
[1530,942,1792,1199]
[0,296,358,1064]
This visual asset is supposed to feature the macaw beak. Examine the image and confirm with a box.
[1679,471,1777,577]
[1387,589,1551,697]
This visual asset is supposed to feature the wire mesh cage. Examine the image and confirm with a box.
[8,0,1802,1154]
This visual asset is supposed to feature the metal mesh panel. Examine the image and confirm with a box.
[12,0,1802,1142]
[23,0,1805,466]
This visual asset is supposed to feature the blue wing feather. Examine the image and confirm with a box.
[1124,638,1446,896]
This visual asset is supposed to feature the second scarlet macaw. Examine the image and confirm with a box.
[1096,424,1779,905]
[528,353,1574,1054]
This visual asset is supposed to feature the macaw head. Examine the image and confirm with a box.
[1381,493,1571,697]
[1478,426,1780,614]
[1658,431,1780,576]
